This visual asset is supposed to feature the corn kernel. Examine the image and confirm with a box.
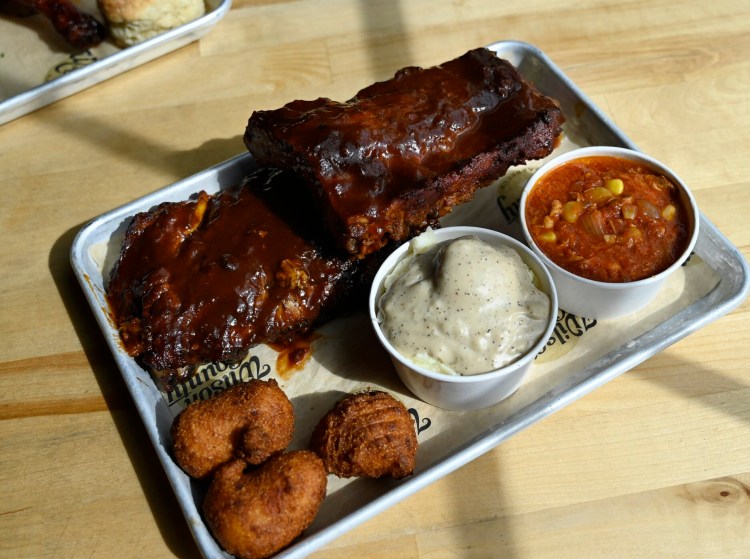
[538,231,557,243]
[605,178,624,195]
[584,187,613,203]
[622,205,637,220]
[662,204,676,220]
[562,200,582,223]
[626,226,642,240]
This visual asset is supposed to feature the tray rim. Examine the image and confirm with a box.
[69,39,750,559]
[0,0,232,126]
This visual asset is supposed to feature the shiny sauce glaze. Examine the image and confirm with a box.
[525,156,691,283]
[269,57,545,213]
[106,168,358,383]
[246,48,565,257]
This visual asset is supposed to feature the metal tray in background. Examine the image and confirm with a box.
[0,0,231,126]
[70,40,750,558]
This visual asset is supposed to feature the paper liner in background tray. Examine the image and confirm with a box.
[70,40,750,559]
[0,0,231,125]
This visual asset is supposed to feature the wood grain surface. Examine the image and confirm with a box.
[2,0,749,557]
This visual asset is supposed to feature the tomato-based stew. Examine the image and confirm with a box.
[525,156,691,283]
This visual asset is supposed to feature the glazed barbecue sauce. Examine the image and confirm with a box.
[270,59,545,211]
[246,48,565,257]
[106,168,358,387]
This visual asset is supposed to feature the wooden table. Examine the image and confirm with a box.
[2,0,750,557]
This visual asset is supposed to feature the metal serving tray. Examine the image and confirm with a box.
[70,40,749,558]
[0,0,231,126]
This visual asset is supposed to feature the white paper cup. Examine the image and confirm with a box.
[368,226,558,411]
[519,146,700,320]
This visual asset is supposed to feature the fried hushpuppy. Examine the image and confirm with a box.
[310,390,417,479]
[203,452,327,559]
[171,379,294,480]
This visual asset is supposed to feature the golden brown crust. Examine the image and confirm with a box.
[203,452,327,559]
[98,0,153,22]
[97,0,205,46]
[171,379,294,480]
[310,390,418,479]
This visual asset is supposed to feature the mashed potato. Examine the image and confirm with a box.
[378,231,551,376]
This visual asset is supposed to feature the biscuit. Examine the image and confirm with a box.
[98,0,206,47]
